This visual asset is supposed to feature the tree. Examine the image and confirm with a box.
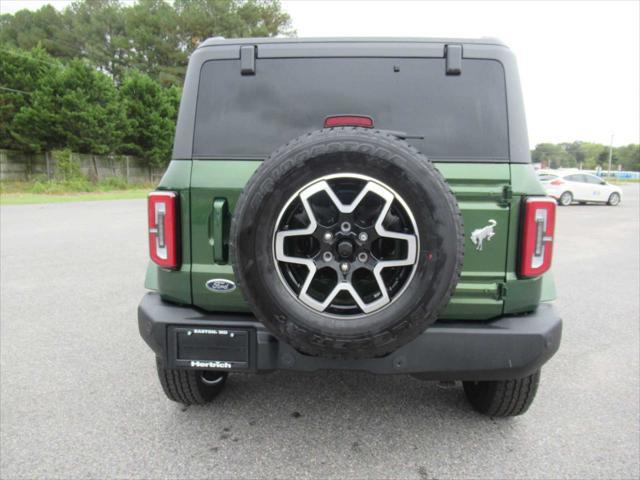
[174,0,293,49]
[615,144,640,171]
[0,47,56,149]
[531,143,574,169]
[0,0,293,86]
[66,0,130,83]
[123,0,184,85]
[579,142,606,169]
[118,70,179,167]
[0,6,78,59]
[531,142,639,172]
[12,60,123,155]
[561,141,585,168]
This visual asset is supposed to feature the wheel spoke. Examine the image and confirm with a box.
[273,182,322,264]
[273,174,419,316]
[299,280,388,314]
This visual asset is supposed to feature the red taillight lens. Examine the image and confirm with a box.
[148,191,179,269]
[550,179,564,185]
[519,197,556,278]
[324,115,374,128]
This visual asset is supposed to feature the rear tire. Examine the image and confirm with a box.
[607,192,621,206]
[559,191,573,206]
[463,370,540,417]
[156,357,227,405]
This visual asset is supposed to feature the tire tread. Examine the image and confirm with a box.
[463,370,541,417]
[231,127,464,359]
[155,358,227,405]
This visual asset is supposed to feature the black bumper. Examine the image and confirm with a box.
[138,293,562,381]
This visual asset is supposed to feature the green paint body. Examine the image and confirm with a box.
[145,159,556,319]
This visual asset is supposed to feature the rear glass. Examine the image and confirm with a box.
[193,57,509,161]
[538,174,558,181]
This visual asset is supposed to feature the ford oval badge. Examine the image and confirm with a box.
[205,279,236,293]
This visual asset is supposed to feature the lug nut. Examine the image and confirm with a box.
[323,232,333,242]
[323,251,333,262]
[358,232,368,242]
[358,252,368,263]
[340,262,350,273]
[340,222,351,233]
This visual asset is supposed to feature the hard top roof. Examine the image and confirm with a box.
[198,36,507,49]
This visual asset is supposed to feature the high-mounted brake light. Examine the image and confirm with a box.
[519,197,556,278]
[148,191,179,269]
[324,115,374,129]
[550,179,564,186]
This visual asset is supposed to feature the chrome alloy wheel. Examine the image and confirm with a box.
[273,174,420,317]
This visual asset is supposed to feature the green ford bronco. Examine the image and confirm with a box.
[139,37,562,417]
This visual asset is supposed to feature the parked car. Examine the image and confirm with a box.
[538,170,622,206]
[139,37,562,417]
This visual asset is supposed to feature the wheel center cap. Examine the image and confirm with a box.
[337,240,354,258]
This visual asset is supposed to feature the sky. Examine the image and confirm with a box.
[2,0,639,147]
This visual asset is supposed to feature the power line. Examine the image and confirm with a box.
[0,48,59,66]
[0,86,32,95]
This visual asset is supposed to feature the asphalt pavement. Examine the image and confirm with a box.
[1,185,638,479]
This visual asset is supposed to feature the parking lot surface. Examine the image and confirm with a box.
[1,185,639,479]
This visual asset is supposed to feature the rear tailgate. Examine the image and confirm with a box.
[184,42,514,319]
[189,161,511,320]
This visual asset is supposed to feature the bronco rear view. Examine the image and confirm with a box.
[138,37,562,417]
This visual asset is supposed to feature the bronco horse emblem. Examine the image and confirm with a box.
[470,219,497,251]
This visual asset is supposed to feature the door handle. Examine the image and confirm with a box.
[212,198,229,264]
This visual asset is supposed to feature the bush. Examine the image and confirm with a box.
[53,149,83,181]
[27,178,92,194]
[1,177,153,195]
[99,177,129,190]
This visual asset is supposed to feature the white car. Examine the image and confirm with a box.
[538,170,622,206]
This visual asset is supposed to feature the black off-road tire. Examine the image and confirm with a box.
[463,370,541,417]
[231,127,464,359]
[156,358,227,405]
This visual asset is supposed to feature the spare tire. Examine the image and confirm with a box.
[231,127,463,359]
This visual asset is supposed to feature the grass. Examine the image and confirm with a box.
[605,178,640,185]
[0,179,154,205]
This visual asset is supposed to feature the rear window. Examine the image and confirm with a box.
[565,174,585,182]
[193,57,509,161]
[538,174,558,181]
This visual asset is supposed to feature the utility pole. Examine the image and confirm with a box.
[608,134,614,178]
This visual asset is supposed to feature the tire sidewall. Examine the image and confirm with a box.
[608,192,620,205]
[232,129,463,356]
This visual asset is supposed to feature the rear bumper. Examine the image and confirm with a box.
[138,293,562,381]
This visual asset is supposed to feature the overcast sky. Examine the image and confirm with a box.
[2,0,639,146]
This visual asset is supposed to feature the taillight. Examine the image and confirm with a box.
[324,115,374,128]
[550,179,564,185]
[519,197,556,278]
[148,191,179,269]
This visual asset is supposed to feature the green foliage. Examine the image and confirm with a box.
[10,59,124,155]
[0,46,55,149]
[53,149,83,181]
[614,144,640,172]
[118,70,178,167]
[0,0,292,85]
[531,143,576,169]
[532,141,640,171]
[1,0,292,169]
[1,178,155,196]
[0,5,78,58]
